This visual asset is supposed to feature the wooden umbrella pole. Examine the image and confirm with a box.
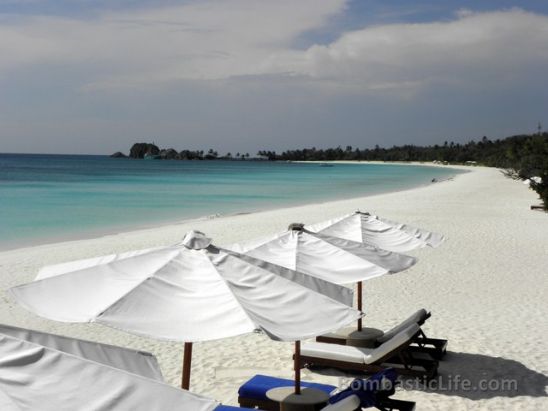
[294,341,301,395]
[357,281,363,331]
[181,342,193,390]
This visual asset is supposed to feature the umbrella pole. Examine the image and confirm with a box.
[181,342,193,390]
[294,341,301,395]
[357,281,363,331]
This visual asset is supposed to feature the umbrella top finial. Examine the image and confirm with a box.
[181,230,212,250]
[355,210,371,215]
[287,223,305,232]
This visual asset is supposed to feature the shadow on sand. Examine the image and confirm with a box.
[307,351,548,400]
[407,351,548,400]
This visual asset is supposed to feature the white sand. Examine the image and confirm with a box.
[1,165,547,410]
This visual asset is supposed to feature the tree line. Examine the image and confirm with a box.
[258,133,548,209]
[125,143,250,160]
[121,132,548,209]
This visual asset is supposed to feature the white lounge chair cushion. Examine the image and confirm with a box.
[377,309,427,343]
[369,323,419,363]
[302,342,366,364]
[320,394,360,411]
[303,323,420,365]
[322,309,427,343]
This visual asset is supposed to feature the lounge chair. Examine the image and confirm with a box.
[317,309,447,360]
[238,374,335,410]
[322,394,414,410]
[376,310,447,360]
[238,369,415,410]
[302,324,438,379]
[323,369,416,411]
[322,396,414,411]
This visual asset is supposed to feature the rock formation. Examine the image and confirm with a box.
[110,151,127,158]
[129,143,160,159]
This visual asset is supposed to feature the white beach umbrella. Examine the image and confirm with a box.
[0,330,217,411]
[306,211,445,252]
[0,323,164,381]
[227,224,417,330]
[377,215,446,248]
[10,231,361,393]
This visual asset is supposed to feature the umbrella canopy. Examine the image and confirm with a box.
[0,331,217,411]
[306,211,445,252]
[228,224,417,332]
[10,230,361,391]
[377,215,445,248]
[227,224,417,285]
[0,323,163,381]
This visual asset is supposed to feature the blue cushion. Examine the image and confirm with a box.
[328,368,398,408]
[215,406,255,410]
[238,374,336,401]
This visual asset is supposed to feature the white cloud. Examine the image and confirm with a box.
[1,4,547,97]
[0,0,346,87]
[267,8,548,94]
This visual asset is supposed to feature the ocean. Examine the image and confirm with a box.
[0,154,462,250]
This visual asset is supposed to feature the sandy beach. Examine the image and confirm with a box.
[1,165,547,410]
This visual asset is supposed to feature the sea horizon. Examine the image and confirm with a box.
[0,153,463,251]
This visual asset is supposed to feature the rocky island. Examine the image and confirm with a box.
[112,143,252,160]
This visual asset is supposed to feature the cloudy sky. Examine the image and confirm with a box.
[1,0,548,155]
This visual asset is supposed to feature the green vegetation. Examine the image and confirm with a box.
[124,133,548,209]
[531,172,548,209]
[259,133,548,209]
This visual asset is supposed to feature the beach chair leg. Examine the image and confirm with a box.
[412,332,448,359]
[384,352,438,380]
[375,398,416,411]
[407,344,445,360]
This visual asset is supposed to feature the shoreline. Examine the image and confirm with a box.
[2,165,546,410]
[0,161,466,253]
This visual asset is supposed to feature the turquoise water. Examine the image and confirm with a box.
[0,154,462,249]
